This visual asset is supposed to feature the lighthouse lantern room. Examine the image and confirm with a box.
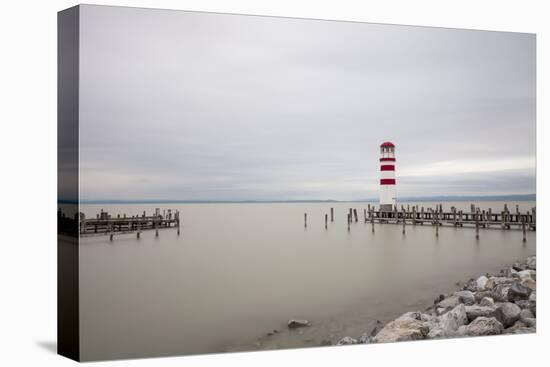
[379,141,397,211]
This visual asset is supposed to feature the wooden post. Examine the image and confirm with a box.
[304,213,307,228]
[325,214,328,229]
[353,208,358,222]
[364,208,367,223]
[137,220,141,238]
[371,208,375,233]
[435,209,439,237]
[475,209,480,240]
[522,213,527,242]
[176,211,180,235]
[347,213,351,231]
[412,206,416,225]
[155,217,159,237]
[402,208,406,234]
[330,207,334,222]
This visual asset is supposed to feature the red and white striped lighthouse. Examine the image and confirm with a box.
[379,141,397,211]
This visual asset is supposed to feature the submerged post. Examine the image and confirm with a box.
[330,207,334,222]
[304,213,307,228]
[353,208,358,222]
[522,213,527,242]
[402,208,406,235]
[176,211,180,236]
[325,214,328,229]
[364,208,367,223]
[347,213,351,231]
[435,209,439,237]
[475,209,480,240]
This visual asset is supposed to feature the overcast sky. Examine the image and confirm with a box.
[79,5,535,201]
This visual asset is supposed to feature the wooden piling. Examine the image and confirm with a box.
[402,208,406,234]
[522,213,526,242]
[325,214,328,229]
[475,209,480,239]
[435,209,439,237]
[330,207,334,222]
[353,208,358,222]
[364,208,367,223]
[347,213,351,231]
[304,213,307,228]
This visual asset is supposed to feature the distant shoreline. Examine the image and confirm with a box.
[64,194,536,205]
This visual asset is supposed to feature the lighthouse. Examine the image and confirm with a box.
[379,141,397,211]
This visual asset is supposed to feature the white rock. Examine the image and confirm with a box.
[476,275,489,291]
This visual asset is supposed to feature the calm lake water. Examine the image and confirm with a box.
[78,201,536,360]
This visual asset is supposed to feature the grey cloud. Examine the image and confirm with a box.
[78,5,535,201]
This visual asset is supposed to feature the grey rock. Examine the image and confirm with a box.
[288,319,310,328]
[358,333,375,344]
[512,262,527,271]
[492,284,511,302]
[438,296,460,310]
[495,302,521,328]
[475,291,495,303]
[479,297,495,307]
[337,336,358,345]
[454,290,475,306]
[465,305,498,322]
[320,339,332,346]
[430,304,467,338]
[373,313,429,343]
[503,320,535,335]
[461,317,503,336]
[519,308,534,321]
[508,281,532,302]
[526,255,536,270]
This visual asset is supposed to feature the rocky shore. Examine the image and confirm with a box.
[335,255,536,345]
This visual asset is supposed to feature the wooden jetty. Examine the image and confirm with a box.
[362,203,536,231]
[79,208,180,240]
[312,203,535,241]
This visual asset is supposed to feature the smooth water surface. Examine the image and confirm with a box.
[79,201,535,360]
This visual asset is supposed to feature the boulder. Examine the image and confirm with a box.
[288,319,310,328]
[476,275,489,291]
[337,336,358,345]
[503,320,535,335]
[517,270,533,281]
[461,317,503,336]
[479,297,495,307]
[373,313,429,343]
[465,305,497,322]
[495,302,521,328]
[492,284,511,302]
[526,255,536,270]
[454,290,475,306]
[463,279,477,292]
[485,277,511,290]
[429,304,467,338]
[521,278,536,290]
[508,281,532,302]
[519,308,534,321]
[438,296,460,310]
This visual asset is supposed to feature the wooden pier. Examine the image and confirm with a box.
[363,203,536,231]
[316,203,535,241]
[79,208,180,240]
